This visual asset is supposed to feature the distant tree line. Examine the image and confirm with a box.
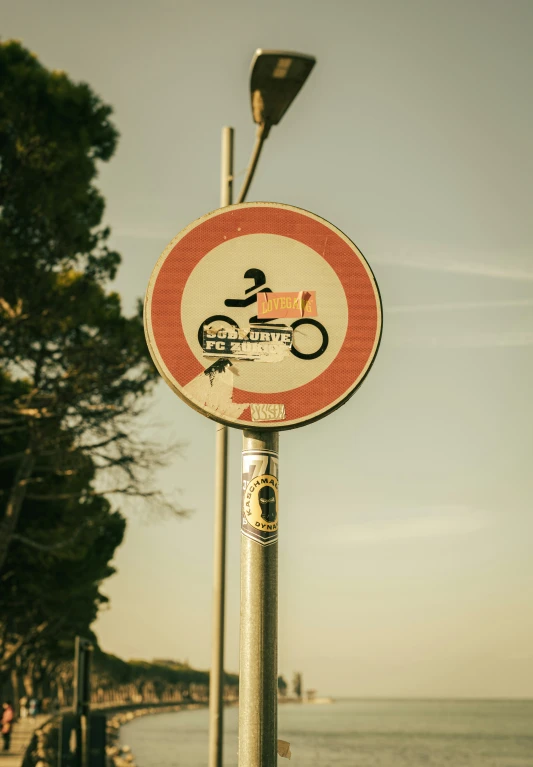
[89,653,239,708]
[46,651,239,711]
[0,40,184,709]
[1,645,239,716]
[277,672,303,700]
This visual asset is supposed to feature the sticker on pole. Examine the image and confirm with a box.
[144,202,382,430]
[241,448,279,546]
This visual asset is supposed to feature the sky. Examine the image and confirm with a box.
[3,0,532,698]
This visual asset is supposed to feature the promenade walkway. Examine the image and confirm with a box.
[0,715,48,767]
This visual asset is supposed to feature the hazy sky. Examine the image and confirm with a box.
[4,0,532,698]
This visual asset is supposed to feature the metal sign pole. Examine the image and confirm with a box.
[73,637,92,767]
[208,125,233,767]
[239,429,279,767]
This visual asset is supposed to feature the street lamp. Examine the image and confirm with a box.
[238,50,316,203]
[208,49,316,767]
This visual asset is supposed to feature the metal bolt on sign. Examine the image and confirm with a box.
[144,202,382,766]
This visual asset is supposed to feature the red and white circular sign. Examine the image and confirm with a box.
[144,202,382,430]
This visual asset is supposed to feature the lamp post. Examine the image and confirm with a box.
[73,636,93,767]
[208,125,233,767]
[238,49,316,203]
[208,49,316,767]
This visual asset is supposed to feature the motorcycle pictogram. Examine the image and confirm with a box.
[197,269,329,360]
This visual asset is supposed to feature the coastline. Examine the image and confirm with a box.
[106,703,209,767]
[106,697,332,766]
[102,698,533,767]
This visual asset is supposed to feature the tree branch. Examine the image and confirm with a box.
[25,486,157,501]
[0,451,25,465]
[0,621,49,673]
[80,432,127,451]
[0,443,36,571]
[12,524,91,553]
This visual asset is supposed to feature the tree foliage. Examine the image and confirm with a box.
[0,388,126,696]
[0,40,119,279]
[91,653,238,700]
[0,39,177,574]
[0,40,179,698]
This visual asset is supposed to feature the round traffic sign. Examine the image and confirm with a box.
[144,202,382,430]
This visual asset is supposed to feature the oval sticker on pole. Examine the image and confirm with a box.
[144,202,382,430]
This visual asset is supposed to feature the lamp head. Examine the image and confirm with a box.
[250,49,316,128]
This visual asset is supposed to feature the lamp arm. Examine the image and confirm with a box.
[236,121,271,204]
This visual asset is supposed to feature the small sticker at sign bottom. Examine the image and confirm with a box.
[241,449,279,546]
[251,404,286,422]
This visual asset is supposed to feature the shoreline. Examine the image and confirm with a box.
[106,702,210,767]
[105,698,330,766]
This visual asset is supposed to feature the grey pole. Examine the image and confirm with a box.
[239,429,279,767]
[208,125,233,767]
[73,636,92,767]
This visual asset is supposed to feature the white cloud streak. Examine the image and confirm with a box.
[112,227,170,241]
[327,506,488,545]
[375,252,533,282]
[391,331,533,348]
[386,299,533,314]
[110,231,533,287]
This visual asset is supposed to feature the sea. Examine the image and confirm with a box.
[119,698,533,767]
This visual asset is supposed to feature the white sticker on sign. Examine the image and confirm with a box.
[202,324,292,362]
[251,404,286,421]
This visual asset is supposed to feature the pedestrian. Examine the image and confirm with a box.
[28,697,37,717]
[1,701,14,752]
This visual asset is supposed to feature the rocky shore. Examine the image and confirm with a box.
[17,702,208,767]
[106,703,207,767]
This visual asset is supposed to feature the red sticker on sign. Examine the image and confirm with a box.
[257,290,317,319]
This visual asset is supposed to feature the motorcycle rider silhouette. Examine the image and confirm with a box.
[224,268,273,323]
[198,268,328,360]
